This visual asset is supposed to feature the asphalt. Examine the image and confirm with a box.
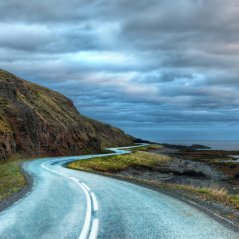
[0,147,238,239]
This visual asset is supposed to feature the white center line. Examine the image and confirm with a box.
[81,183,91,191]
[90,192,98,211]
[70,178,92,239]
[89,219,99,239]
[41,163,64,177]
[41,163,99,239]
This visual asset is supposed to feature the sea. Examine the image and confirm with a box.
[155,140,239,150]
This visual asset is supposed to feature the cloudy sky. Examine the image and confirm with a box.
[1,0,239,142]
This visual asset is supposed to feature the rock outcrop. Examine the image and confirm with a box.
[0,69,133,162]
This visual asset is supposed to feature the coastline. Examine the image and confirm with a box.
[156,140,239,151]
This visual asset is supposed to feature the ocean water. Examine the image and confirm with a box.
[156,140,239,150]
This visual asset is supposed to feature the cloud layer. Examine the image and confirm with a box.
[1,0,239,141]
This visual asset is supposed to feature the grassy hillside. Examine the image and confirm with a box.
[0,69,133,163]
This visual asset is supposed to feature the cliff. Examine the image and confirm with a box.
[0,69,133,162]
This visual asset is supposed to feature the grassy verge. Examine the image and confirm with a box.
[130,144,163,151]
[153,182,239,210]
[68,151,171,173]
[0,160,26,201]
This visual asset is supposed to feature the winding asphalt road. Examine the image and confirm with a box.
[0,147,238,239]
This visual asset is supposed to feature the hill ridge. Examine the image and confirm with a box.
[0,69,133,162]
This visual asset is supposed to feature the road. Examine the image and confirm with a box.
[0,147,238,239]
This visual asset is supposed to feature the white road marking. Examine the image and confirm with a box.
[8,146,144,239]
[41,163,99,239]
[69,176,77,180]
[90,193,98,211]
[81,183,91,191]
[70,178,92,239]
[41,163,62,177]
[89,219,99,239]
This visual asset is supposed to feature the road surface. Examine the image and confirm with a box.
[0,147,238,239]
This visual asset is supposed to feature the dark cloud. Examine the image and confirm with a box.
[1,0,239,141]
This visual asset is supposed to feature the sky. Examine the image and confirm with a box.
[1,0,239,142]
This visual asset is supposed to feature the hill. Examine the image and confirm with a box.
[0,69,133,162]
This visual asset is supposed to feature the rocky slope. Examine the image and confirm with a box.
[0,69,133,162]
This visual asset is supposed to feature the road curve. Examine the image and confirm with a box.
[0,147,238,239]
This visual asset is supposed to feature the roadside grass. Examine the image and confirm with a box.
[68,151,171,173]
[111,175,239,210]
[0,160,26,201]
[130,144,163,152]
[158,183,239,210]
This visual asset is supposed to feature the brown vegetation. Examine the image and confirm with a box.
[0,69,133,163]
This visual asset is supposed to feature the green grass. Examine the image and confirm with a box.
[130,144,163,152]
[0,160,26,201]
[68,151,171,173]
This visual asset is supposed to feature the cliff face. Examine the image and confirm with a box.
[0,69,133,162]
